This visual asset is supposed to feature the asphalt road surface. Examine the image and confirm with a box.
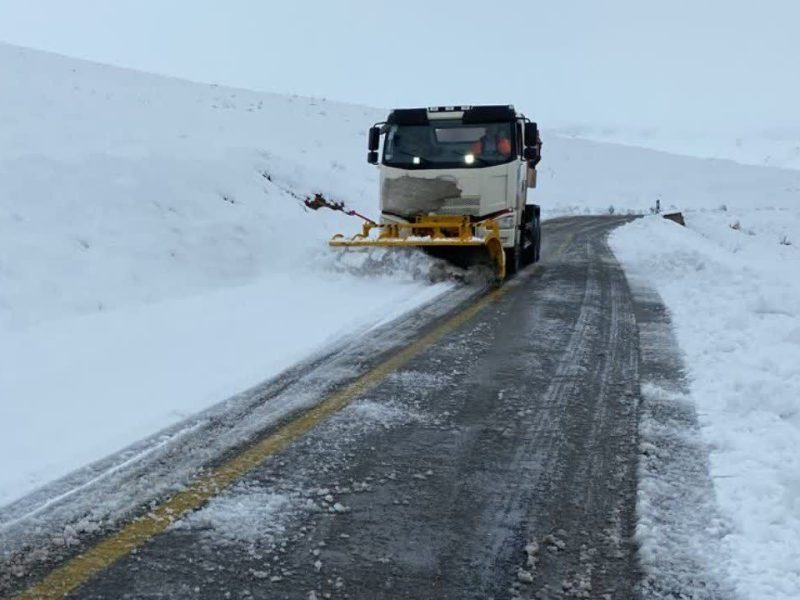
[7,216,655,599]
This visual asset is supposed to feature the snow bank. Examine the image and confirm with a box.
[611,211,800,599]
[0,276,449,507]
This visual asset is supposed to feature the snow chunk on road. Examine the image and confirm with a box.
[176,484,299,545]
[346,399,425,429]
[611,211,800,599]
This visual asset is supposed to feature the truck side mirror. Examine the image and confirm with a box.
[524,122,539,147]
[367,151,379,164]
[523,146,540,161]
[368,127,381,151]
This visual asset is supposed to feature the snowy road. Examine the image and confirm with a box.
[3,216,714,599]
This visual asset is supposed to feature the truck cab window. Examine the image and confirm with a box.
[383,121,516,169]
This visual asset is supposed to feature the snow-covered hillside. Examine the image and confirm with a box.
[552,124,800,172]
[0,43,453,507]
[0,43,394,330]
[540,135,800,217]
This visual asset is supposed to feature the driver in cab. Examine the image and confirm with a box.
[470,127,512,158]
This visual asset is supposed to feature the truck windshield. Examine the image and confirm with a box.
[383,121,516,169]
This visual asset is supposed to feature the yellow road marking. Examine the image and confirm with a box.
[556,232,575,258]
[12,233,576,600]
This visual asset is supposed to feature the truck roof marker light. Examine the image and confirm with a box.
[427,105,471,112]
[464,154,475,165]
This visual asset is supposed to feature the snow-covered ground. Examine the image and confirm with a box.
[611,210,800,599]
[539,135,800,218]
[0,42,453,507]
[552,123,800,172]
[2,40,800,599]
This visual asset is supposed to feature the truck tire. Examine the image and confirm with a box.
[521,205,539,265]
[505,243,521,277]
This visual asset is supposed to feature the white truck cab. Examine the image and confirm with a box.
[367,105,542,273]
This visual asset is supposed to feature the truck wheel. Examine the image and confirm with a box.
[505,244,521,277]
[521,205,537,265]
[529,205,541,263]
[505,231,525,276]
[520,240,533,266]
[523,231,536,266]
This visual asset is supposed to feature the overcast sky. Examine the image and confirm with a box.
[1,0,798,133]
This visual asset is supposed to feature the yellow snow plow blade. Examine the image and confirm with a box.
[330,215,506,281]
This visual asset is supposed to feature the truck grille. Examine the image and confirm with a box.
[437,196,480,215]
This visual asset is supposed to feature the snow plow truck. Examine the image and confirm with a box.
[330,105,542,282]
